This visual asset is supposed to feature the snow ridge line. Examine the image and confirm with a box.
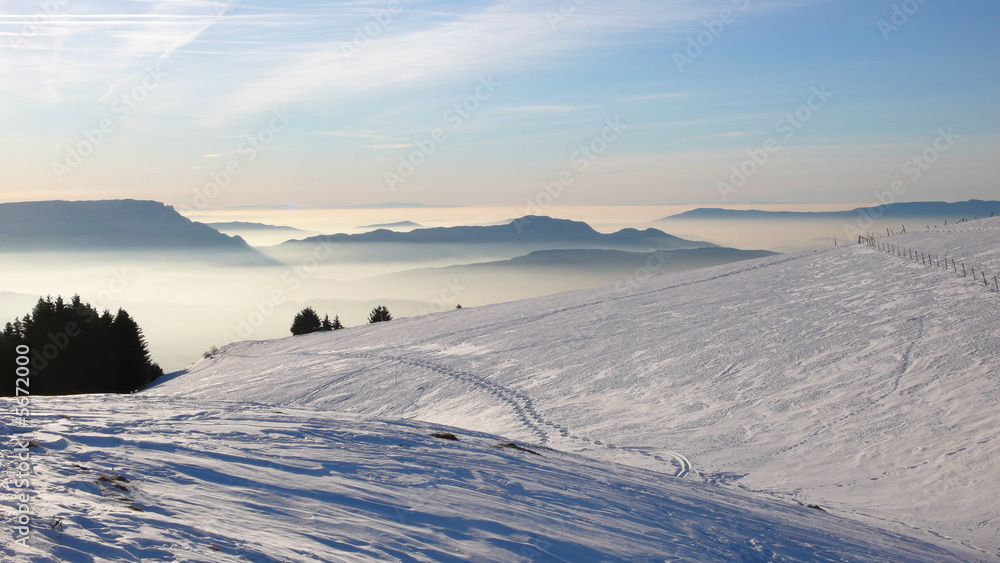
[401,253,805,348]
[862,237,999,293]
[328,351,693,478]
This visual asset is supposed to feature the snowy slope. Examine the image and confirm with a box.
[884,219,1000,271]
[150,217,1000,559]
[0,396,966,562]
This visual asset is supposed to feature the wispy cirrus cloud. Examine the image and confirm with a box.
[209,0,762,120]
[502,105,597,113]
[1,0,238,105]
[317,129,386,139]
[622,92,690,102]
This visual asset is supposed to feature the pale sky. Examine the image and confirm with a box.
[1,0,998,209]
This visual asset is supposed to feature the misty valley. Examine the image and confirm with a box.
[2,199,996,373]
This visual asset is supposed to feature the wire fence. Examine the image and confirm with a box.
[859,228,999,293]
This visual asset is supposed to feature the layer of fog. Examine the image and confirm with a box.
[0,241,778,372]
[1,208,948,373]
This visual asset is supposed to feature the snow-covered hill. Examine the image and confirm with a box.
[1,396,962,562]
[148,217,1000,559]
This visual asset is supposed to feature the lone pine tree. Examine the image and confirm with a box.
[330,315,344,330]
[368,306,392,324]
[290,307,323,335]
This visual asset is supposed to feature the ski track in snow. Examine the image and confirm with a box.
[328,350,694,478]
[146,217,1000,559]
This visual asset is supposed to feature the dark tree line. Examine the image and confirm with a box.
[0,296,162,396]
[290,305,391,336]
[290,307,345,335]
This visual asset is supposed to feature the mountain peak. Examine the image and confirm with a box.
[281,215,710,249]
[0,199,277,264]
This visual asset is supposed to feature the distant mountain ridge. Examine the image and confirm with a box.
[206,221,307,232]
[339,247,778,304]
[358,221,423,230]
[282,215,714,250]
[0,200,278,264]
[663,200,999,221]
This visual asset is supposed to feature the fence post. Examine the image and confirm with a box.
[995,276,998,291]
[962,263,966,277]
[983,272,989,287]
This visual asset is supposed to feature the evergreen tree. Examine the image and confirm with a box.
[367,305,392,324]
[290,307,322,335]
[321,315,333,331]
[109,309,162,393]
[0,295,162,396]
[331,315,344,330]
